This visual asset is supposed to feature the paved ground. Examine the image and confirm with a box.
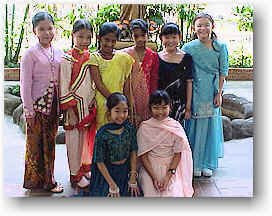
[3,115,253,198]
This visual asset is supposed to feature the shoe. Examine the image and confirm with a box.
[202,168,213,177]
[77,176,90,189]
[49,183,64,193]
[193,170,202,177]
[84,171,91,180]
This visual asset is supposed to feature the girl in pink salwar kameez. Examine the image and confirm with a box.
[137,90,194,197]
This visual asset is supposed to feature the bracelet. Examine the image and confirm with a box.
[128,182,138,188]
[129,171,138,178]
[109,186,120,194]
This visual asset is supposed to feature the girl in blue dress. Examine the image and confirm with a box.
[182,13,229,177]
[88,92,141,197]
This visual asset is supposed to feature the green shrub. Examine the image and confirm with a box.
[229,47,253,68]
[8,85,20,97]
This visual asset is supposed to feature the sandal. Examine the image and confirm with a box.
[77,176,90,189]
[50,183,64,193]
[84,171,92,180]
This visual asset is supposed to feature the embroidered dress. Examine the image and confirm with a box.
[137,117,194,197]
[88,121,140,197]
[87,51,134,129]
[182,39,228,171]
[20,43,63,190]
[59,47,96,185]
[123,47,159,128]
[158,53,193,123]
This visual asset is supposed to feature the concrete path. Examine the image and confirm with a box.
[3,115,253,197]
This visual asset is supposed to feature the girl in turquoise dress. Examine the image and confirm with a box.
[182,13,229,177]
[88,93,141,197]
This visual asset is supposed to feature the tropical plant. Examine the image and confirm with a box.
[232,5,253,32]
[4,3,30,68]
[229,46,253,68]
[176,3,205,45]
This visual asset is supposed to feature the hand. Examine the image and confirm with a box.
[213,93,222,107]
[152,177,161,192]
[26,117,35,128]
[108,183,120,198]
[184,109,191,120]
[160,174,172,192]
[128,178,140,197]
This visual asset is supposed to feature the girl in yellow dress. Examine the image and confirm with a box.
[88,22,134,129]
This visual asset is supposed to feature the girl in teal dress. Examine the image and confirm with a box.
[182,13,229,177]
[88,93,141,197]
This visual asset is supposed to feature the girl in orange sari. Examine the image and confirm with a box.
[123,19,159,128]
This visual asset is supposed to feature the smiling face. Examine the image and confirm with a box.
[109,101,129,125]
[150,101,170,121]
[132,28,148,48]
[33,19,55,47]
[161,33,181,52]
[72,28,92,50]
[193,17,214,41]
[99,32,118,55]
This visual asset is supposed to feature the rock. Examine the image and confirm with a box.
[232,117,254,139]
[4,93,22,115]
[4,85,13,94]
[222,116,232,141]
[19,114,26,134]
[222,94,253,119]
[13,103,23,124]
[56,126,65,144]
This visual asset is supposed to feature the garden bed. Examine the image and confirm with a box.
[226,67,253,81]
[4,68,20,81]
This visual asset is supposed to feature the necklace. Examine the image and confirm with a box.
[134,46,145,64]
[99,49,115,60]
[38,43,56,82]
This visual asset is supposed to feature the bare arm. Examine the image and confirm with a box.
[168,152,181,171]
[140,153,156,181]
[218,75,226,94]
[130,151,137,179]
[96,162,117,190]
[185,80,193,119]
[90,65,111,98]
[161,152,181,191]
[214,75,226,107]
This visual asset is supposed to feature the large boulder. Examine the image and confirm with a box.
[222,94,253,119]
[222,116,232,141]
[13,103,23,124]
[4,85,13,94]
[4,93,22,115]
[56,126,65,144]
[232,117,254,139]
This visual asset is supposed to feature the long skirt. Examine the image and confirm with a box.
[184,113,224,171]
[23,95,58,190]
[88,161,130,197]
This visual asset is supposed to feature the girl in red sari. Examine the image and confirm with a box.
[123,19,159,128]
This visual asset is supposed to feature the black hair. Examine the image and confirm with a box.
[159,22,181,38]
[149,90,171,110]
[192,12,219,52]
[99,22,120,38]
[32,11,54,29]
[129,19,148,34]
[106,92,129,112]
[72,19,93,34]
[72,19,93,47]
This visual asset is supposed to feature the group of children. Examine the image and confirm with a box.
[20,11,228,197]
